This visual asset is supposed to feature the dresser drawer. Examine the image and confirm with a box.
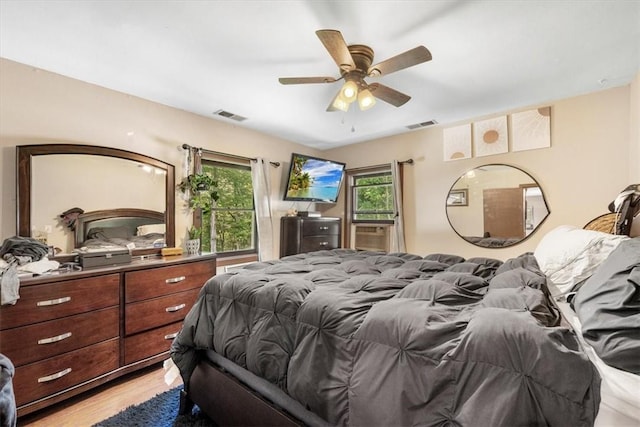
[125,288,199,335]
[125,260,215,303]
[0,274,120,330]
[0,307,118,367]
[14,338,119,407]
[300,235,340,253]
[302,220,341,237]
[124,321,183,365]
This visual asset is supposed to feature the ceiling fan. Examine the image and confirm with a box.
[279,29,432,112]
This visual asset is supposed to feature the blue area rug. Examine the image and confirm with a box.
[93,387,216,427]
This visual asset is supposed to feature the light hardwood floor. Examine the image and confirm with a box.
[18,363,182,427]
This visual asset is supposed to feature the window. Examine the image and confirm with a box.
[200,160,256,255]
[351,171,395,222]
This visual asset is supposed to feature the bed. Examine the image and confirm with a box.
[169,224,640,426]
[534,226,640,426]
[73,208,166,251]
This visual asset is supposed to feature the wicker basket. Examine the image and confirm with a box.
[583,213,617,234]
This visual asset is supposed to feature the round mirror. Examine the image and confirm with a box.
[446,164,550,248]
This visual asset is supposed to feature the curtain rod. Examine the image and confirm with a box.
[182,144,280,167]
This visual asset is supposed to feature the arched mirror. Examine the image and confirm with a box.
[446,164,550,248]
[17,144,175,256]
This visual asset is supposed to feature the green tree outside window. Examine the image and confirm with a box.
[352,172,395,222]
[200,161,256,253]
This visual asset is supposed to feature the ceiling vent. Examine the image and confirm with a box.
[406,120,438,130]
[213,109,247,122]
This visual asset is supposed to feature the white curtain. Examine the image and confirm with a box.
[251,158,274,261]
[194,149,216,252]
[390,160,406,253]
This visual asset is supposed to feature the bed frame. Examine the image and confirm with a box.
[183,359,301,426]
[181,350,329,427]
[74,208,165,248]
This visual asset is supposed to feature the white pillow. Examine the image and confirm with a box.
[534,225,628,295]
[137,223,166,236]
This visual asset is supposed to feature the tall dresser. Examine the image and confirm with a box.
[0,253,216,417]
[280,216,342,257]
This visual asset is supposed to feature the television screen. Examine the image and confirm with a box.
[283,153,346,203]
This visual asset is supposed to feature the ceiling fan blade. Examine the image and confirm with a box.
[368,46,432,76]
[368,83,411,107]
[316,29,356,72]
[279,76,337,85]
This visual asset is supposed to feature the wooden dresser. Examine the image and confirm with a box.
[0,253,216,416]
[280,216,342,257]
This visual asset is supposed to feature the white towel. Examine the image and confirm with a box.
[0,264,19,306]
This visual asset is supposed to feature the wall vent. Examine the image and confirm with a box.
[406,119,438,130]
[213,109,247,122]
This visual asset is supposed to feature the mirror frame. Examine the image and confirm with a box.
[17,144,175,252]
[446,163,550,248]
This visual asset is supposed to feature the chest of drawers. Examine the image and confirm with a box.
[0,253,216,416]
[123,261,215,364]
[280,216,342,257]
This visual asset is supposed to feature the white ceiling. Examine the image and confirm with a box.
[1,1,638,150]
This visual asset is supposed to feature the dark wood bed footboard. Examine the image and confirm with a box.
[187,359,303,426]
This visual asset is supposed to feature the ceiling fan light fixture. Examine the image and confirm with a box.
[340,80,358,103]
[332,95,350,112]
[357,88,376,110]
[280,30,431,112]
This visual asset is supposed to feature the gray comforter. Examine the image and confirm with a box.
[171,249,601,426]
[574,237,640,374]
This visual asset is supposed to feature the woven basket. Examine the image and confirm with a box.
[583,213,617,234]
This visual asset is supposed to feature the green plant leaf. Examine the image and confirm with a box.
[177,172,220,213]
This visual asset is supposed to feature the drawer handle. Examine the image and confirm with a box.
[319,226,329,230]
[37,296,71,307]
[319,241,329,246]
[38,332,72,345]
[164,332,179,340]
[38,367,72,383]
[165,303,186,313]
[165,276,186,284]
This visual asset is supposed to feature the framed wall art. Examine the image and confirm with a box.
[443,124,472,161]
[447,189,468,206]
[511,107,551,152]
[473,116,508,157]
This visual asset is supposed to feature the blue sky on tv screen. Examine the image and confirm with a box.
[303,159,343,187]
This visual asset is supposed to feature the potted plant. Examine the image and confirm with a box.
[185,226,201,255]
[177,172,219,213]
[179,173,219,254]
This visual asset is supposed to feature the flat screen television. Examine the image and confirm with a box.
[283,153,346,203]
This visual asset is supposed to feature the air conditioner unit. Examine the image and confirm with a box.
[353,224,391,252]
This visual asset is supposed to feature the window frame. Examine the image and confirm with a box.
[347,166,395,225]
[198,157,258,258]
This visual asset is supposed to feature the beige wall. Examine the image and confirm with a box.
[326,75,639,260]
[630,72,640,182]
[1,57,638,261]
[0,58,322,256]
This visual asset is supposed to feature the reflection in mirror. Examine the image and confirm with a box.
[32,155,166,253]
[17,144,175,255]
[446,164,550,248]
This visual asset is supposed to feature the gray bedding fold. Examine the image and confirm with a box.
[172,249,601,426]
[574,237,640,374]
